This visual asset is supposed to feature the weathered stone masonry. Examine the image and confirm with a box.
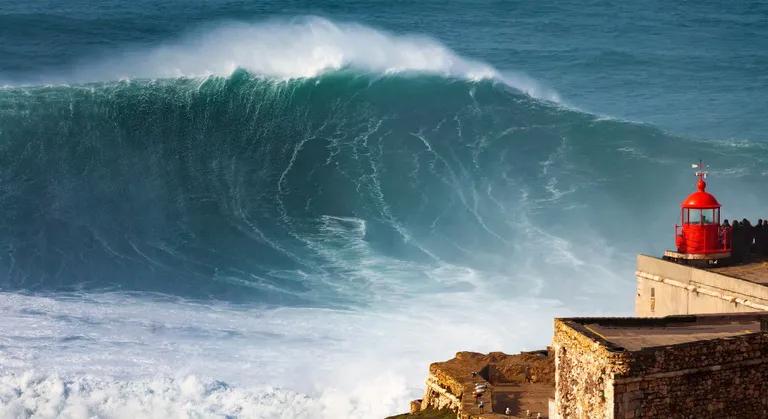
[612,332,768,418]
[553,314,768,419]
[552,318,631,419]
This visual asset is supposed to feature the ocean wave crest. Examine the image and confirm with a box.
[10,17,559,102]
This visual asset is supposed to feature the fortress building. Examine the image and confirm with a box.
[400,165,768,419]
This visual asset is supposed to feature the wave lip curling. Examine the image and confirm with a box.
[67,17,559,102]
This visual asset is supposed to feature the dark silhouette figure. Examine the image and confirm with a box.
[732,220,745,263]
[742,219,755,255]
[758,219,768,256]
[763,220,768,256]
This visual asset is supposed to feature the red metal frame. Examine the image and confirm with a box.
[675,224,732,254]
[674,165,731,256]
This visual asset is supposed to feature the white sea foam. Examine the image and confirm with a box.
[0,288,588,419]
[63,17,559,102]
[0,373,317,419]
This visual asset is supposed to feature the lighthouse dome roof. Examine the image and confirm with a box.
[681,191,720,209]
[680,178,720,209]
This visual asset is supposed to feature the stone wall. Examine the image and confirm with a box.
[553,315,768,419]
[613,331,768,418]
[551,319,631,418]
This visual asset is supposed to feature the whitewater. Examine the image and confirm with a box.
[1,16,767,419]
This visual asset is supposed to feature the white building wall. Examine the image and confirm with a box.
[635,255,768,317]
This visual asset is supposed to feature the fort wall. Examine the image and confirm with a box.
[635,255,768,316]
[552,314,768,419]
[551,319,629,418]
[613,332,768,418]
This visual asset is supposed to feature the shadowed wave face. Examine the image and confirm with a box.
[1,73,559,303]
[1,17,767,309]
[1,69,767,306]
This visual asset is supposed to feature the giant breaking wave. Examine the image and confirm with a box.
[1,17,767,418]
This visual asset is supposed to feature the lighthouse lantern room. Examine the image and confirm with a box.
[664,162,732,264]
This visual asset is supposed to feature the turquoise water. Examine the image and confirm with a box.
[3,1,767,140]
[0,3,766,417]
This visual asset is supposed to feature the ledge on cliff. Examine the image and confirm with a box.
[385,408,454,419]
[411,350,554,418]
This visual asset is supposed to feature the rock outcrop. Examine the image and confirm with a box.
[413,350,554,418]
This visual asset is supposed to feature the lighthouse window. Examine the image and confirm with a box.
[687,209,702,224]
[702,209,716,224]
[684,209,717,225]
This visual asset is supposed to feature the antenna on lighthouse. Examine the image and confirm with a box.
[692,160,709,179]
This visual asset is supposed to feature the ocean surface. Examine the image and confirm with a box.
[0,1,767,417]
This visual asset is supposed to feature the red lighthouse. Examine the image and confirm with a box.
[664,162,732,263]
